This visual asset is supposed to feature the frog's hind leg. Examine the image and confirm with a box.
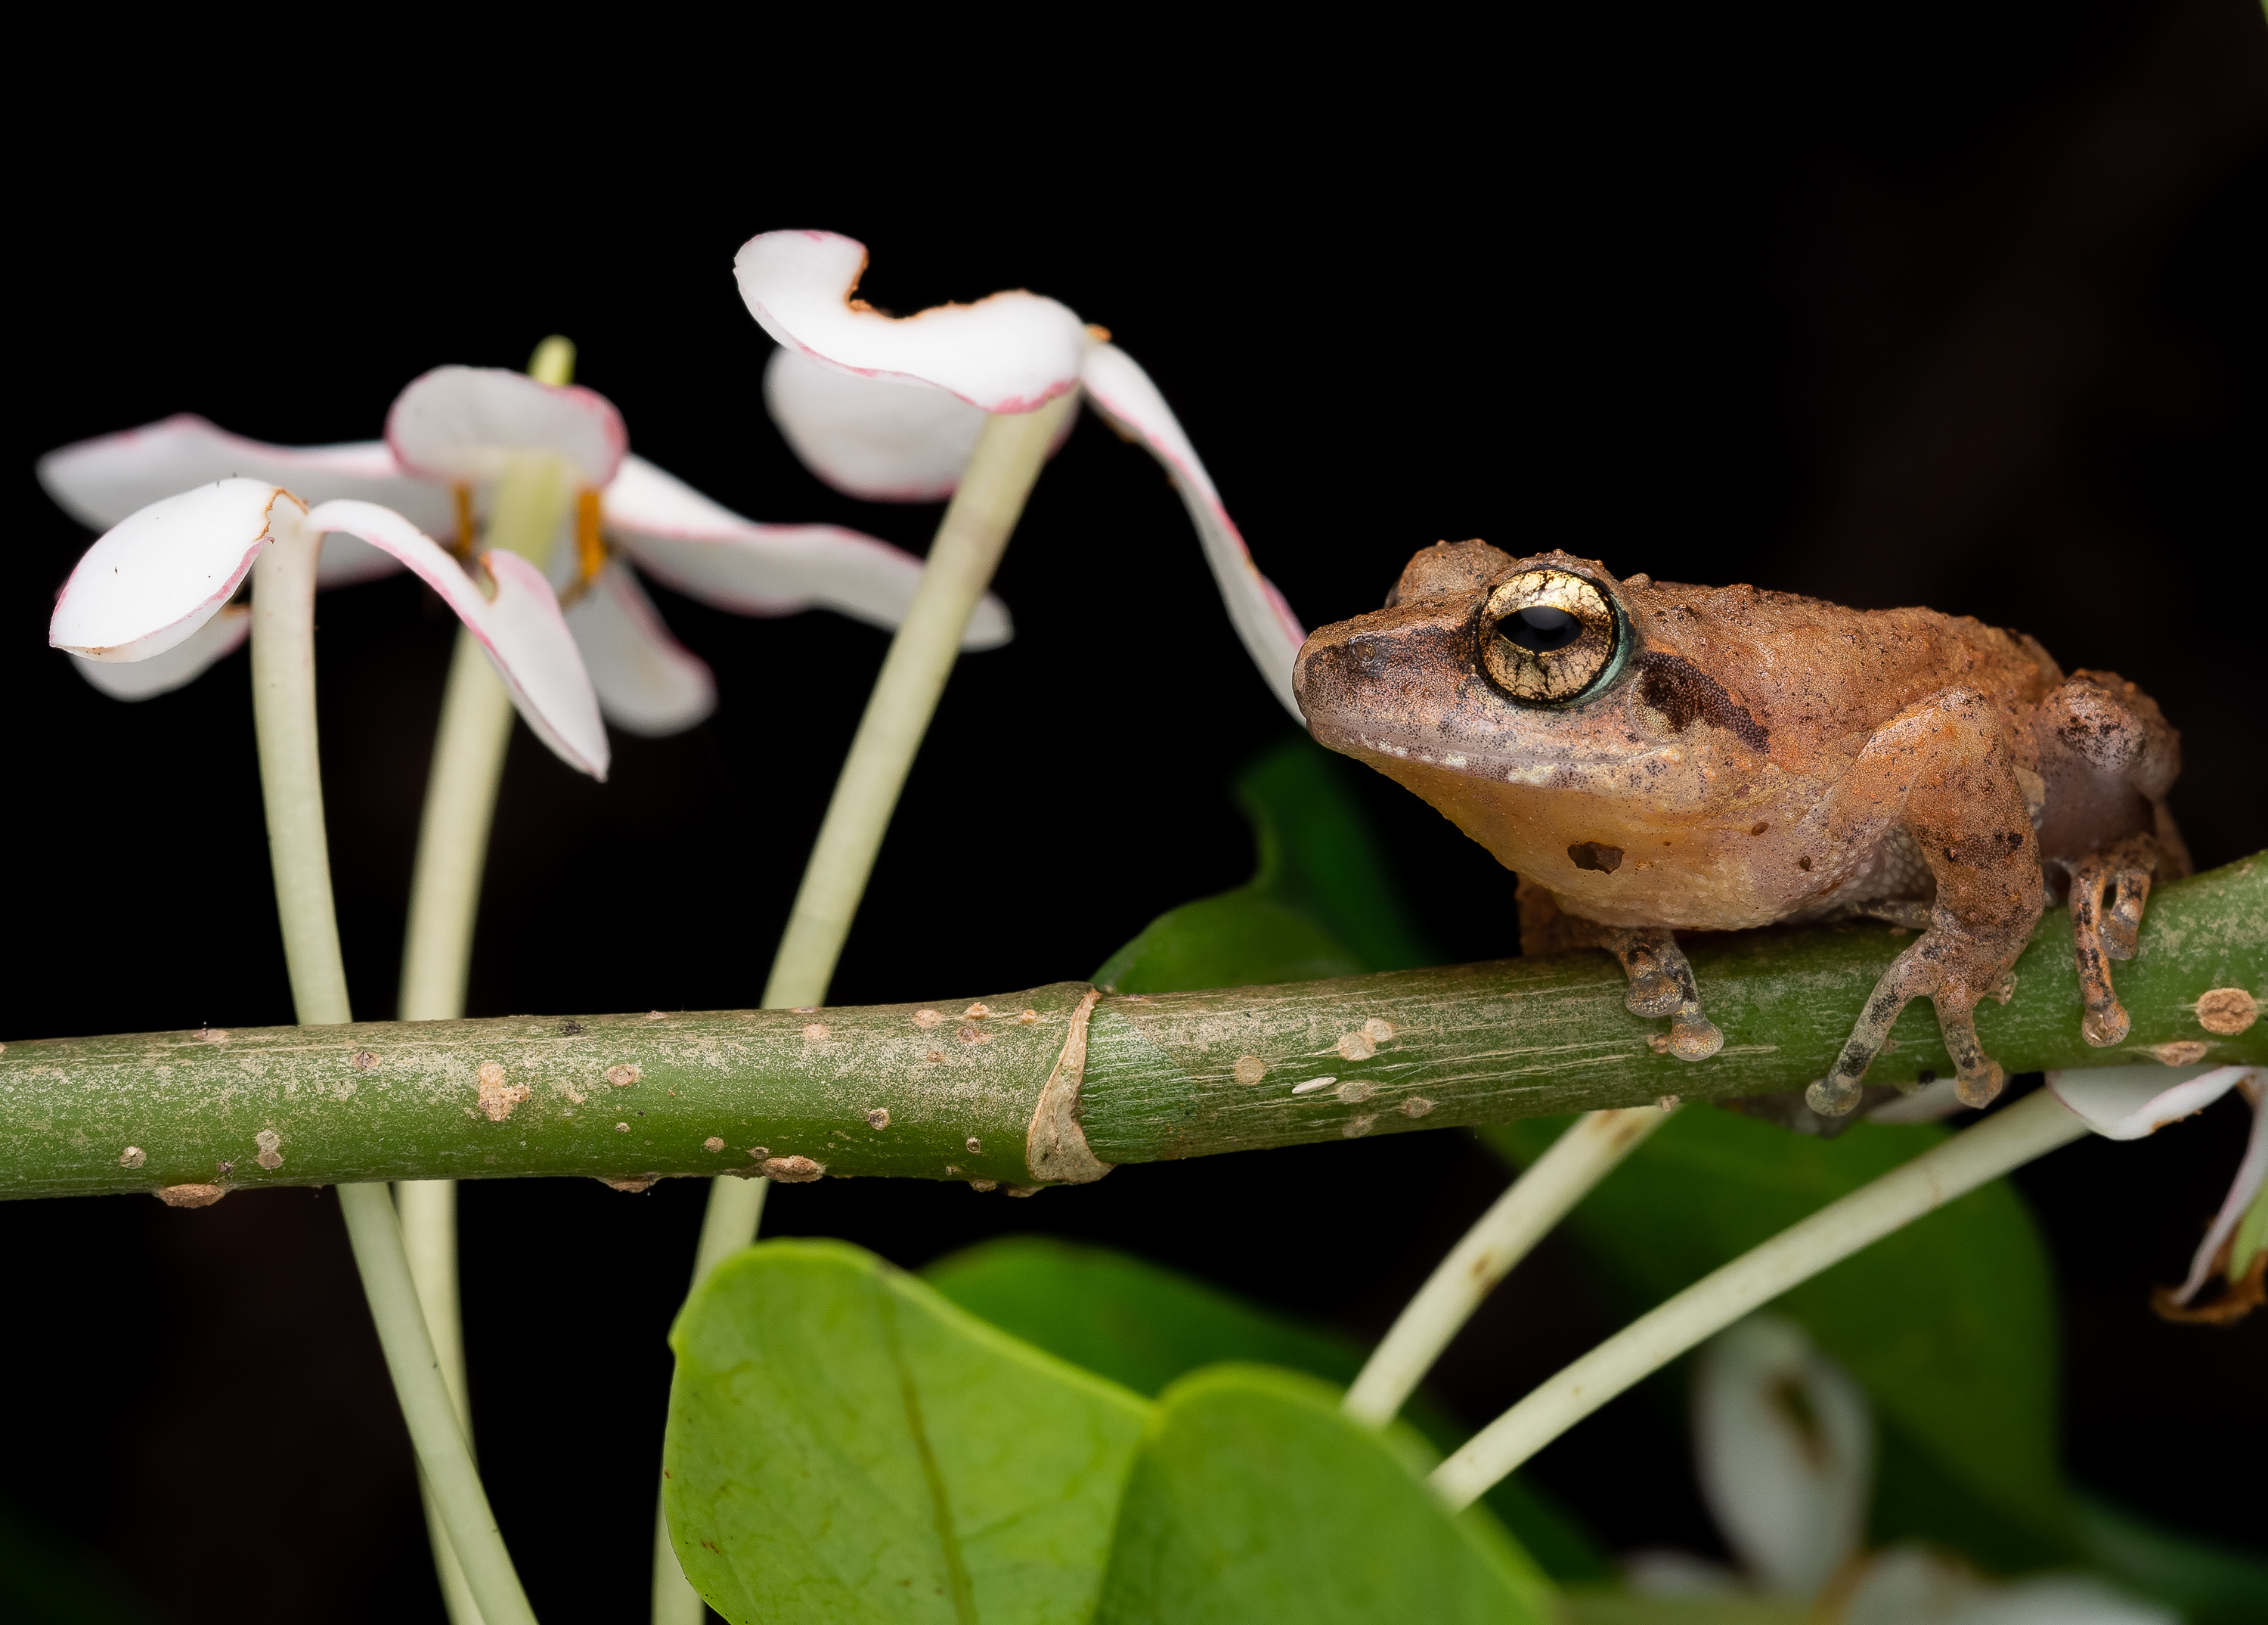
[1807,687,2046,1119]
[1807,938,2008,1117]
[1599,926,1725,1062]
[2066,832,2161,1047]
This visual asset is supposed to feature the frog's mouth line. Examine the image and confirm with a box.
[1303,712,1679,791]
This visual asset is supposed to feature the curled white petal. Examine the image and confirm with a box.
[387,367,626,488]
[565,561,717,737]
[39,415,445,535]
[735,230,1087,414]
[2045,1063,2256,1141]
[39,416,433,588]
[70,605,252,699]
[301,500,609,780]
[1694,1315,1870,1598]
[764,346,987,501]
[2170,1075,2265,1306]
[762,346,1078,502]
[50,479,296,661]
[1080,342,1305,718]
[604,454,1010,648]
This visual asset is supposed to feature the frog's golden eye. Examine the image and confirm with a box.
[1479,569,1622,705]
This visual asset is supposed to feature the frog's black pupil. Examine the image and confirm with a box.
[1506,606,1582,652]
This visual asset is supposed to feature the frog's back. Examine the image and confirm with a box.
[1624,578,2065,777]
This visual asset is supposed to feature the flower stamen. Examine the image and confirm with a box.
[556,488,609,607]
[451,483,476,562]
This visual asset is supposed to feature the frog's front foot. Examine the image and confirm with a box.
[1805,928,2016,1117]
[1600,926,1724,1061]
[2066,833,2160,1047]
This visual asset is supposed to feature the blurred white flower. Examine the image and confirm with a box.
[2048,1064,2266,1323]
[1610,1313,2174,1625]
[736,228,1305,718]
[50,479,605,776]
[40,368,1009,733]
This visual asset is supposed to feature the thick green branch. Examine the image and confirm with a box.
[6,857,2260,1202]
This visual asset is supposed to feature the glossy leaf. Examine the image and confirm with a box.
[664,1239,1148,1624]
[925,1236,1611,1583]
[2071,1491,2268,1625]
[1095,737,1439,994]
[1482,1108,2068,1558]
[1094,1365,1550,1625]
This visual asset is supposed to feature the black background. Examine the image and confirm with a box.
[5,5,2263,1618]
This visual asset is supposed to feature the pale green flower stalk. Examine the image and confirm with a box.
[397,335,578,1625]
[650,393,1076,1625]
[1427,1088,2091,1509]
[253,504,543,1625]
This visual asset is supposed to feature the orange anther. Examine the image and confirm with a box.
[576,488,606,587]
[451,484,476,561]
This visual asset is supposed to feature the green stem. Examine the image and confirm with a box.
[8,856,2258,1197]
[395,339,578,1625]
[1427,1087,2090,1510]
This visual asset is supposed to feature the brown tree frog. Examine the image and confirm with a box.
[1294,542,2186,1118]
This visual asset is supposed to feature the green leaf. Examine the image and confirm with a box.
[2071,1490,2268,1625]
[1482,1109,2070,1564]
[664,1239,1149,1624]
[1094,1365,1551,1625]
[925,1236,1613,1583]
[923,1236,1364,1399]
[1561,1595,1808,1625]
[1095,737,1438,994]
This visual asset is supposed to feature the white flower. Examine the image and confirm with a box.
[50,479,606,776]
[2048,1063,2266,1321]
[39,369,1011,733]
[1622,1314,2175,1623]
[735,228,1306,718]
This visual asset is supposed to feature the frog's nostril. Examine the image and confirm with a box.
[1569,841,1625,873]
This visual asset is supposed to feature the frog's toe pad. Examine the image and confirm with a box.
[1625,970,1684,1018]
[1954,1060,2006,1109]
[1806,1076,1865,1117]
[1670,1013,1724,1062]
[2081,1003,2131,1047]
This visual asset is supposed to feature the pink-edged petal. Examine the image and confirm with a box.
[301,499,609,780]
[386,367,626,488]
[762,346,1079,501]
[70,604,251,699]
[1080,342,1306,718]
[39,415,441,531]
[50,479,298,661]
[38,415,437,585]
[735,230,1087,414]
[564,561,717,737]
[2170,1076,2266,1305]
[603,454,1012,648]
[2046,1062,2257,1141]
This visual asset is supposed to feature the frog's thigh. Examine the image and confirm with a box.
[1810,690,2045,1116]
